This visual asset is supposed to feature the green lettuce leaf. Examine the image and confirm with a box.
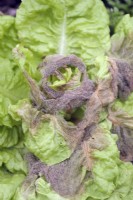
[0,16,29,127]
[109,93,133,161]
[88,55,110,81]
[13,44,41,81]
[88,15,133,82]
[0,15,29,200]
[108,15,133,159]
[108,14,133,100]
[0,16,18,59]
[16,0,110,63]
[48,66,81,90]
[0,169,25,200]
[80,121,133,200]
[10,101,71,165]
[115,14,133,35]
[0,126,20,148]
[0,148,27,173]
[13,177,68,200]
[12,120,133,200]
[0,58,29,127]
[110,14,133,57]
[112,93,133,118]
[24,116,71,165]
[35,178,67,200]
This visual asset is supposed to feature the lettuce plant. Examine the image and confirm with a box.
[0,0,133,200]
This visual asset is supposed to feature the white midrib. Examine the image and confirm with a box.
[59,13,66,55]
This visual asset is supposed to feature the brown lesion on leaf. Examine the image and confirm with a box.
[108,105,133,162]
[82,141,94,171]
[21,47,133,198]
[109,33,133,101]
[24,54,95,114]
[112,125,133,162]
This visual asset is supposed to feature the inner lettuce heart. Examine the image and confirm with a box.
[47,66,81,90]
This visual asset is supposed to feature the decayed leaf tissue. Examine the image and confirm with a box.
[0,0,133,200]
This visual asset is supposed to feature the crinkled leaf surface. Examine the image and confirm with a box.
[48,67,81,90]
[0,3,133,200]
[80,122,133,200]
[0,169,25,200]
[12,121,133,200]
[13,44,41,81]
[0,15,28,200]
[109,93,133,161]
[10,101,71,165]
[115,14,133,35]
[0,148,27,173]
[0,126,20,148]
[13,177,68,200]
[109,15,133,100]
[0,58,29,127]
[35,178,67,200]
[0,16,18,59]
[110,15,133,59]
[88,55,110,81]
[24,117,71,165]
[108,15,133,159]
[0,16,29,127]
[112,93,133,118]
[16,0,110,63]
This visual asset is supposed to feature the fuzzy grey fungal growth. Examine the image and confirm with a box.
[25,55,95,114]
[21,48,133,199]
